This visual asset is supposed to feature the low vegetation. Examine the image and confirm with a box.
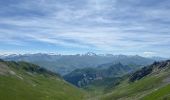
[0,60,86,100]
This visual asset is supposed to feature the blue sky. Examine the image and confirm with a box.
[0,0,170,57]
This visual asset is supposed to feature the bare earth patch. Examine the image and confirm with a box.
[0,62,10,75]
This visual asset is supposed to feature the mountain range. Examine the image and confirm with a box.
[0,53,165,75]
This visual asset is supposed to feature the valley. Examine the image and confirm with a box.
[0,56,169,100]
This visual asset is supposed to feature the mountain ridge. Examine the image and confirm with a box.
[64,62,138,87]
[0,53,162,75]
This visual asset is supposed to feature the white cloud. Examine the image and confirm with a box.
[0,0,170,57]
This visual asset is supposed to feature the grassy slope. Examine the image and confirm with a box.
[100,70,170,100]
[141,84,170,100]
[84,77,124,100]
[0,61,86,100]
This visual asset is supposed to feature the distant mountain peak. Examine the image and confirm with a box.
[84,52,97,56]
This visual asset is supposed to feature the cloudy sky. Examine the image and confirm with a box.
[0,0,170,57]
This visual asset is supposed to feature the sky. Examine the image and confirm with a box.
[0,0,170,57]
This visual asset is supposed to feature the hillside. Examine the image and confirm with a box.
[100,60,170,100]
[0,60,86,100]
